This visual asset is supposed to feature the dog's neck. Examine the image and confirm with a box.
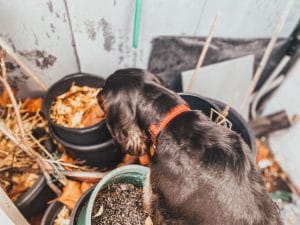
[148,104,191,147]
[136,85,188,141]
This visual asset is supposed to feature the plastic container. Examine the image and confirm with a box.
[178,92,256,156]
[41,187,94,225]
[82,165,149,225]
[42,73,111,146]
[50,127,123,168]
[15,176,56,218]
[209,97,256,154]
[70,187,94,225]
[178,92,220,116]
[40,201,64,225]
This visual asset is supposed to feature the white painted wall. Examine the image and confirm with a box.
[67,0,300,78]
[0,0,79,93]
[262,58,300,189]
[0,0,300,88]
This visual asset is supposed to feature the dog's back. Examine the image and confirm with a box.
[149,110,282,225]
[99,69,282,225]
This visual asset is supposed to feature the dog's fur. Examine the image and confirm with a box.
[98,68,282,225]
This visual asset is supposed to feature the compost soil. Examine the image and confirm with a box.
[91,183,149,225]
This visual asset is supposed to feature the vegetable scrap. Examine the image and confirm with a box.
[50,84,105,128]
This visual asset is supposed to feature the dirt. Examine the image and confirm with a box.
[18,50,57,69]
[91,183,149,225]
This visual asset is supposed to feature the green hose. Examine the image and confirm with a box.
[133,0,142,48]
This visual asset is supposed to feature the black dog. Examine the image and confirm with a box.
[98,68,282,225]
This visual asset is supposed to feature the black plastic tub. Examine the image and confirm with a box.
[50,126,123,168]
[209,98,256,155]
[40,201,64,225]
[13,92,56,218]
[178,92,256,156]
[42,73,111,146]
[178,92,220,116]
[41,187,94,225]
[15,176,56,218]
[70,187,94,225]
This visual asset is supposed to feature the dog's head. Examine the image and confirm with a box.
[98,68,161,156]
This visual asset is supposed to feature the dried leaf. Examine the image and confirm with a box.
[21,97,42,113]
[256,140,270,163]
[50,84,104,128]
[0,88,17,108]
[60,153,76,165]
[82,104,105,127]
[80,181,94,193]
[57,180,82,209]
[9,183,28,201]
[93,205,104,218]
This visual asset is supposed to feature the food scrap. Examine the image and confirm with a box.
[50,84,105,128]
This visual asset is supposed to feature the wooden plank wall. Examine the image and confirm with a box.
[0,0,299,92]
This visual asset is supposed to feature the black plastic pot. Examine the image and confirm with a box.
[40,201,64,225]
[41,187,94,225]
[209,98,256,155]
[42,73,111,146]
[50,126,123,168]
[178,93,220,116]
[178,93,256,156]
[70,187,94,225]
[15,176,56,218]
[13,92,56,218]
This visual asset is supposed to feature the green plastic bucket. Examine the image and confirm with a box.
[79,165,149,225]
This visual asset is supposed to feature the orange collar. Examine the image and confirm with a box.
[148,104,191,147]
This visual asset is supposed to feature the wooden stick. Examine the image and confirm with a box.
[0,121,61,195]
[239,0,294,112]
[1,50,61,195]
[0,51,26,140]
[249,110,291,137]
[0,37,47,90]
[0,187,30,225]
[187,15,218,92]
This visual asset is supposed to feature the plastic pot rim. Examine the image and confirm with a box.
[42,73,107,132]
[51,129,116,151]
[85,165,149,225]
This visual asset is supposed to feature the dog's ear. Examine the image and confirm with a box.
[99,84,148,156]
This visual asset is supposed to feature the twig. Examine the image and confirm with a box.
[187,15,218,92]
[239,0,294,112]
[250,55,290,119]
[0,174,17,184]
[1,167,41,174]
[0,37,47,90]
[0,120,61,195]
[1,50,61,195]
[0,51,26,140]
